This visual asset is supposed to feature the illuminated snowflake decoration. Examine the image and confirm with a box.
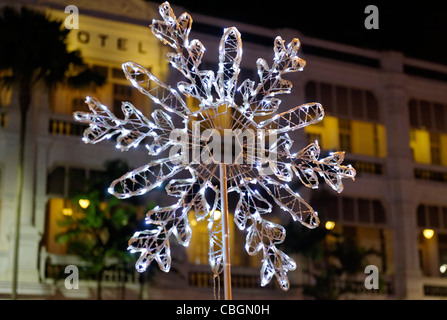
[74,1,356,291]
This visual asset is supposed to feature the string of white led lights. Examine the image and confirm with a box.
[74,1,356,298]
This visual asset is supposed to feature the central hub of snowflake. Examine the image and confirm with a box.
[74,1,356,291]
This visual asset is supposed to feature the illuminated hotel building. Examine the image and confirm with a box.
[1,0,447,299]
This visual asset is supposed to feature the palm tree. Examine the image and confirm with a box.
[0,6,105,299]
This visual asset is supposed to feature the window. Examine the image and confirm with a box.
[323,196,339,221]
[187,210,253,267]
[47,166,106,197]
[417,204,427,227]
[417,204,447,277]
[351,88,364,118]
[342,197,355,222]
[304,81,386,157]
[311,193,391,273]
[409,99,419,127]
[0,111,6,128]
[417,204,447,230]
[47,167,66,196]
[434,103,446,132]
[305,81,317,101]
[92,65,108,79]
[439,234,447,277]
[409,99,447,133]
[0,69,12,108]
[428,206,441,228]
[365,91,379,122]
[338,119,352,153]
[320,83,333,114]
[68,168,85,196]
[420,100,432,129]
[112,67,125,80]
[358,199,371,223]
[411,129,447,165]
[311,194,386,226]
[372,200,386,224]
[304,114,386,157]
[187,210,209,265]
[71,97,86,114]
[305,80,380,122]
[430,133,442,165]
[0,85,11,108]
[44,198,81,254]
[336,86,349,116]
[113,84,137,118]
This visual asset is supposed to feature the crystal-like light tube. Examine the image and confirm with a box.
[219,163,232,300]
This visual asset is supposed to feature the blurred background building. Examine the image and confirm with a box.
[0,0,447,299]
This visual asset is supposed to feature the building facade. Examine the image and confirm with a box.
[0,0,447,299]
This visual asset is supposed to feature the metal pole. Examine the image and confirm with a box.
[219,163,232,300]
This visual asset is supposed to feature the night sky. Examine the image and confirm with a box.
[160,1,447,66]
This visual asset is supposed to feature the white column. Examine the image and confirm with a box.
[381,51,423,299]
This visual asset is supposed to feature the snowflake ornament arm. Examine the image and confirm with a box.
[73,1,356,292]
[74,97,154,151]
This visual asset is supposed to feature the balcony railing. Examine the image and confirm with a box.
[351,159,384,175]
[42,249,396,299]
[333,278,394,297]
[42,252,139,285]
[422,277,447,298]
[188,270,276,290]
[414,166,447,183]
[49,117,86,136]
[345,154,385,176]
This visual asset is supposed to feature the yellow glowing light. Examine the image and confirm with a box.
[212,210,221,221]
[78,199,90,209]
[190,218,197,227]
[325,220,335,230]
[423,228,435,240]
[62,208,73,216]
[440,264,447,274]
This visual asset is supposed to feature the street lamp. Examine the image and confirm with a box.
[423,228,435,240]
[78,199,90,209]
[325,220,335,230]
